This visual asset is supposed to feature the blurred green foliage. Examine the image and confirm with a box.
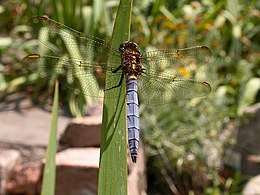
[0,0,259,194]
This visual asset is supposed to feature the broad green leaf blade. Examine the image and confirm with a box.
[98,0,132,195]
[41,81,59,195]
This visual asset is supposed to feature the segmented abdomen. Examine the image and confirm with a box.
[126,77,140,163]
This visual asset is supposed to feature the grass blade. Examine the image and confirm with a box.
[41,81,59,195]
[98,0,132,194]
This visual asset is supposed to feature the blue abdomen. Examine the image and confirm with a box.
[126,77,140,163]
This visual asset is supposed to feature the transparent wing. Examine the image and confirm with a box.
[142,46,211,78]
[139,75,211,106]
[22,54,123,98]
[27,16,121,66]
[24,16,212,104]
[24,16,123,98]
[139,46,212,105]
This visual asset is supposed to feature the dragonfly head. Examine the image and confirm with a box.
[119,41,140,53]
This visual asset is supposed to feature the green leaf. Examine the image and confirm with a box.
[41,81,59,195]
[238,78,260,115]
[98,0,132,195]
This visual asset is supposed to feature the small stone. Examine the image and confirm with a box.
[0,149,21,195]
[59,116,102,147]
[55,148,99,195]
[6,162,41,195]
[243,175,260,195]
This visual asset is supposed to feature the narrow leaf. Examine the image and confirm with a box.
[41,81,59,195]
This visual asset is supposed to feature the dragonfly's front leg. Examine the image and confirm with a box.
[112,65,122,73]
[105,65,124,91]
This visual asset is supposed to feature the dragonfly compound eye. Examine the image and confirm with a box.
[119,41,130,52]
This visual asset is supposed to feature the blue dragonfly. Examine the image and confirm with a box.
[23,16,211,163]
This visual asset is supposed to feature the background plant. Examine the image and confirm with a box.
[0,0,259,194]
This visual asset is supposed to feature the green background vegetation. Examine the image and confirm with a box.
[0,0,259,194]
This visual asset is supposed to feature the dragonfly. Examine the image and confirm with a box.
[22,16,212,163]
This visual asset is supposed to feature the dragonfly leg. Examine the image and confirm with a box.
[105,72,124,91]
[112,65,122,73]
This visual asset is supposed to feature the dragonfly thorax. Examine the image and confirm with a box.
[119,41,144,78]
